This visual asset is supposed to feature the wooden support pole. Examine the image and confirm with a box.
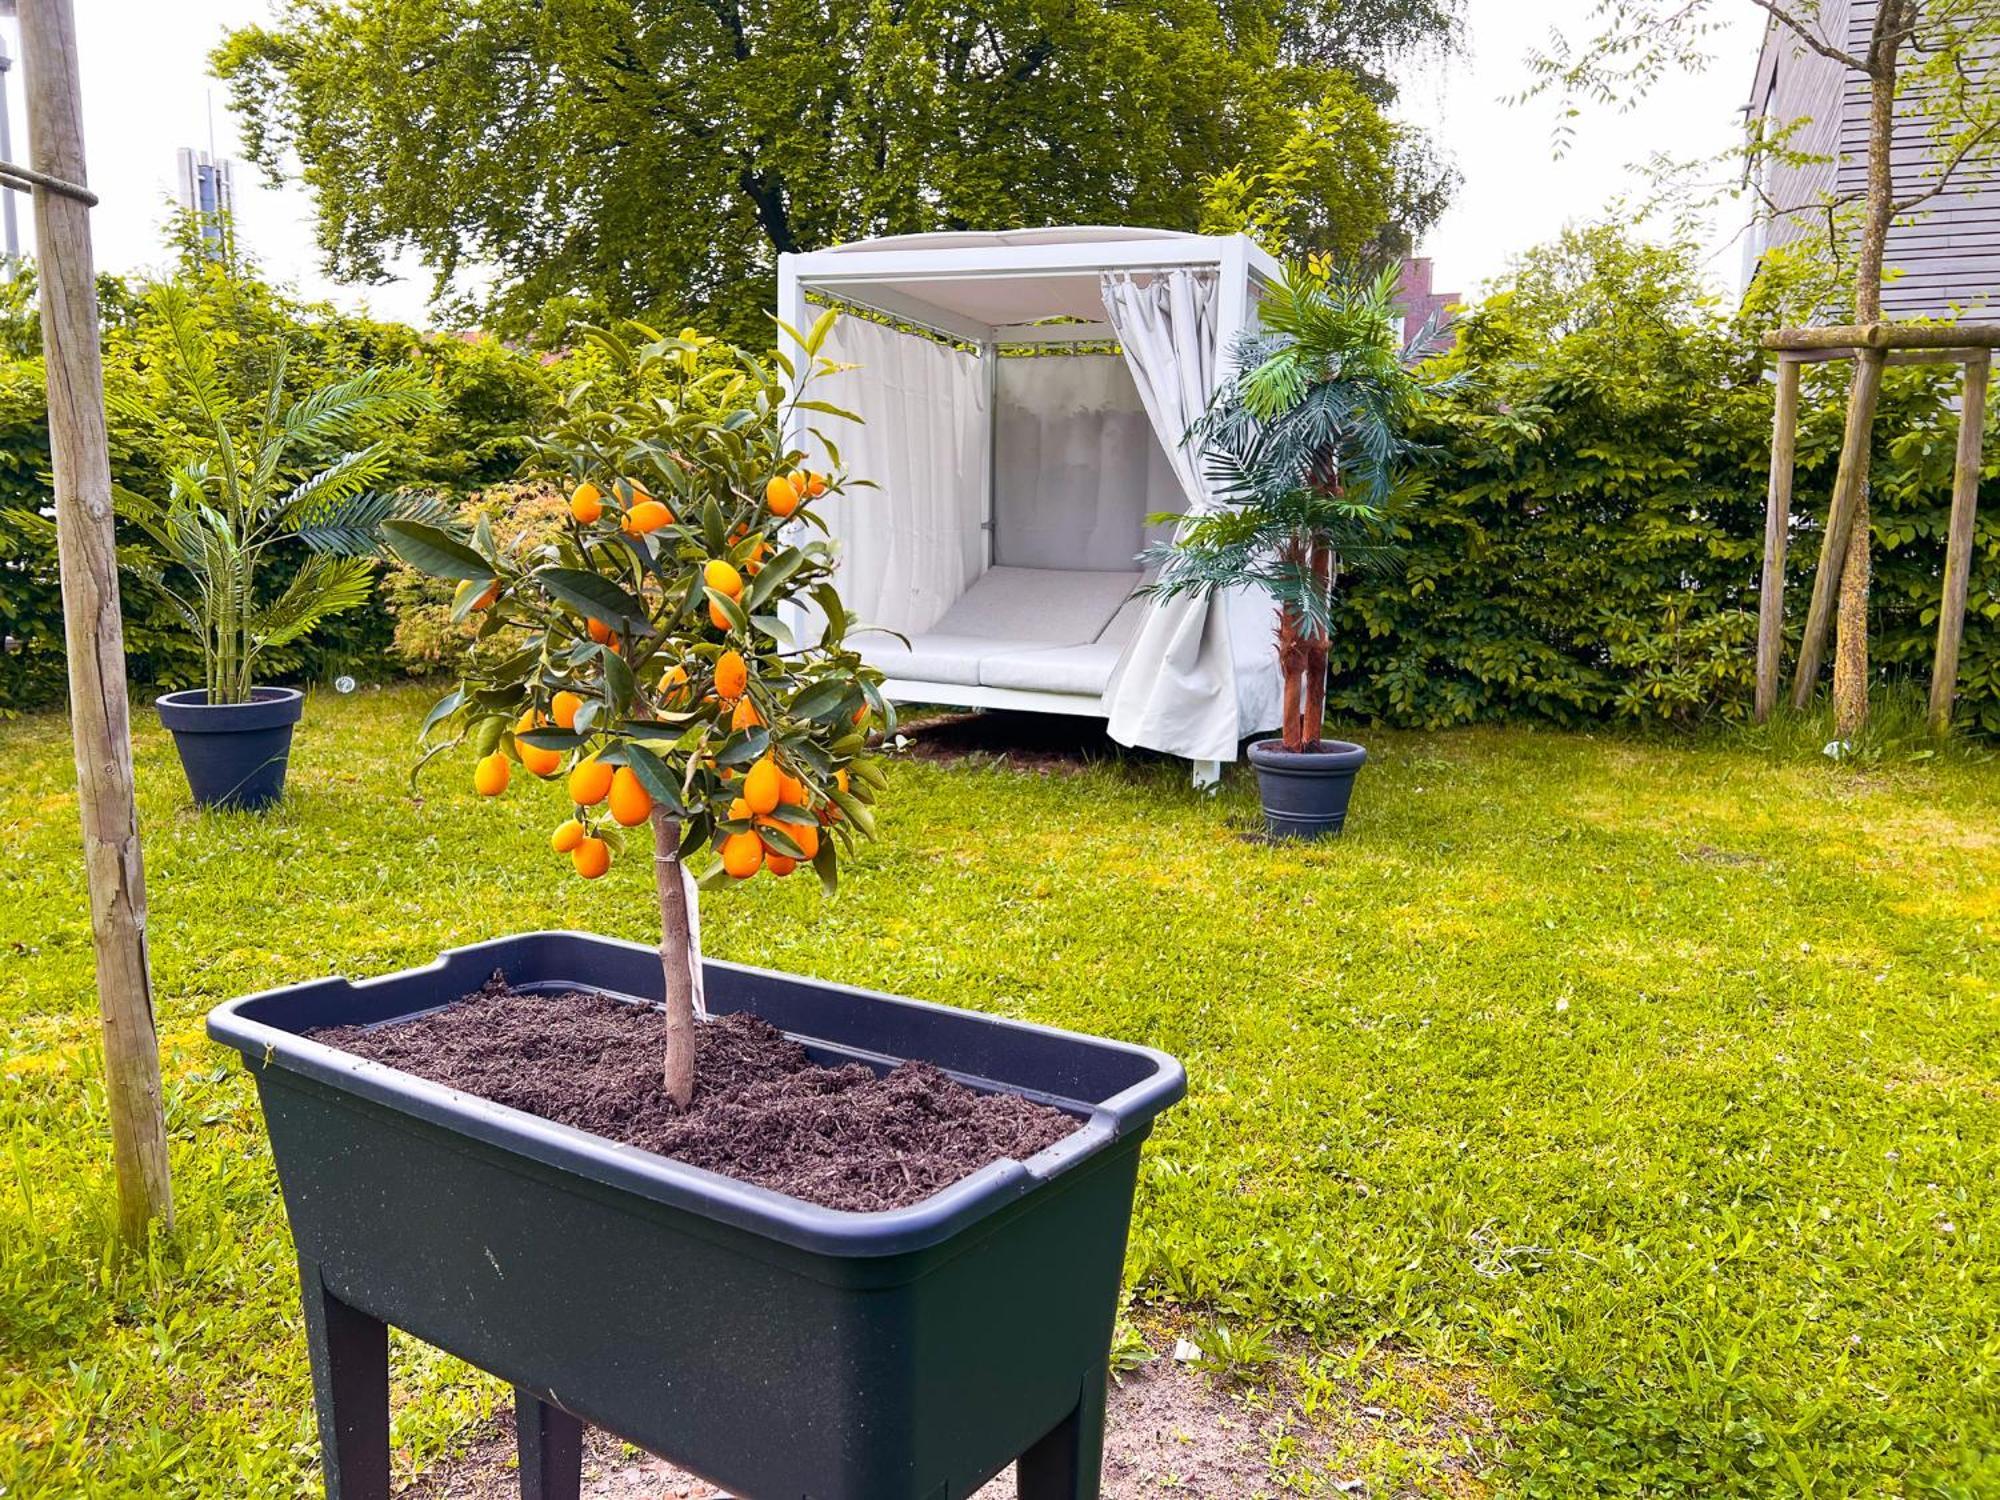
[1929,351,1990,735]
[1792,347,1887,710]
[21,0,173,1239]
[1755,357,1803,722]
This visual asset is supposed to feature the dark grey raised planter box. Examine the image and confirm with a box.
[207,931,1185,1500]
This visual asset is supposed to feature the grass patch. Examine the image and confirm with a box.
[2,686,1996,1496]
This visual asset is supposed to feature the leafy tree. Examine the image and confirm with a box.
[1142,261,1441,751]
[1521,1,2000,735]
[214,0,1460,340]
[388,316,887,1104]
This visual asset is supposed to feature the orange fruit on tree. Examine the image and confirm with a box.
[708,598,735,632]
[660,664,691,707]
[764,474,801,518]
[571,836,611,880]
[568,753,614,806]
[766,854,797,877]
[551,818,585,854]
[624,499,674,535]
[704,559,744,600]
[757,815,818,860]
[587,617,615,645]
[728,795,752,821]
[834,767,851,795]
[743,755,782,815]
[474,751,511,797]
[551,690,584,731]
[777,769,807,807]
[569,481,604,524]
[804,471,828,498]
[519,740,563,778]
[713,649,748,701]
[720,830,765,879]
[730,696,763,731]
[608,766,653,827]
[470,579,501,611]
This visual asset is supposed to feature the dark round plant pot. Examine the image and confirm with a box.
[156,686,304,811]
[1246,736,1368,840]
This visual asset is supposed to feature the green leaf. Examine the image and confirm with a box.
[600,644,636,713]
[419,686,463,742]
[829,788,875,837]
[621,741,683,812]
[382,520,495,582]
[536,567,647,630]
[706,587,749,635]
[812,838,838,896]
[788,678,852,721]
[518,727,587,751]
[745,546,807,611]
[716,727,770,767]
[701,497,727,555]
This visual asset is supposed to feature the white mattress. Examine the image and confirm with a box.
[864,566,1147,700]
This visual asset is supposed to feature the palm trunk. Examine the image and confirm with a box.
[1277,601,1307,751]
[651,806,697,1108]
[1301,543,1332,751]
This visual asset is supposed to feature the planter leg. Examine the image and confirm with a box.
[1016,1367,1106,1500]
[298,1261,390,1500]
[514,1389,584,1500]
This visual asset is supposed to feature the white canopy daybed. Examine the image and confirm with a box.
[776,227,1284,783]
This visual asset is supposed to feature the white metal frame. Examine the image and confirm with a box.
[777,231,1280,787]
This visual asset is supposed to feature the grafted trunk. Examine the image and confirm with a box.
[651,807,697,1108]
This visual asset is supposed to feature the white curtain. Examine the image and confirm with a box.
[1099,270,1280,761]
[808,317,990,637]
[992,354,1180,573]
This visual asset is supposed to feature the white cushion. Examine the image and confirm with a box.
[930,566,1138,645]
[861,633,993,687]
[977,642,1125,697]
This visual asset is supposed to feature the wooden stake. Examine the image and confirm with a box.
[1929,352,1990,734]
[21,0,172,1239]
[1792,347,1886,710]
[1755,357,1803,723]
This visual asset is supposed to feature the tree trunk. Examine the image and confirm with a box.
[651,807,698,1108]
[1277,601,1307,752]
[1830,1,1908,734]
[1301,543,1332,751]
[24,0,174,1242]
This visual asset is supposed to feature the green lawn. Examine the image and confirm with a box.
[2,685,1996,1497]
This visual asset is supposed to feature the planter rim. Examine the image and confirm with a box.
[1246,736,1367,773]
[157,685,305,734]
[207,931,1185,1259]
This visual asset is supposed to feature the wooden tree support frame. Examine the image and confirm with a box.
[1755,322,1997,735]
[10,0,173,1239]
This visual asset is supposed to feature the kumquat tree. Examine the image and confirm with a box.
[382,315,890,1106]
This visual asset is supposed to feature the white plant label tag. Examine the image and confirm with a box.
[683,864,707,1021]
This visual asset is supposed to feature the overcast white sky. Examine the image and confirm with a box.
[8,1,1764,328]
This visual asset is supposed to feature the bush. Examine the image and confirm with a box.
[0,242,555,712]
[1330,226,1999,736]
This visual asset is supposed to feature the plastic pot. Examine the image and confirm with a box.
[156,686,304,810]
[207,931,1185,1500]
[1246,736,1367,840]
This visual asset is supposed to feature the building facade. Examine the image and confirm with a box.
[1743,0,1998,319]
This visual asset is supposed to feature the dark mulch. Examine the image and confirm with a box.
[309,979,1077,1213]
[895,709,1175,778]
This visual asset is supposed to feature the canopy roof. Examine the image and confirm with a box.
[783,226,1280,345]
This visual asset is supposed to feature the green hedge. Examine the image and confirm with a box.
[1329,229,1999,736]
[0,255,554,713]
[3,230,1993,733]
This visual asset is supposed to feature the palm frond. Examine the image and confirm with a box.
[244,554,378,649]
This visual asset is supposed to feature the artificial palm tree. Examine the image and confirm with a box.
[1143,260,1443,753]
[111,283,443,703]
